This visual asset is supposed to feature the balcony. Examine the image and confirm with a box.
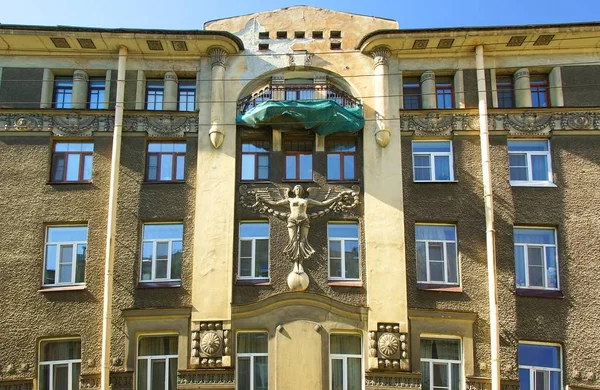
[236,83,364,135]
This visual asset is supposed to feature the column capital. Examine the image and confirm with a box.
[208,46,228,69]
[370,45,392,68]
[73,69,89,82]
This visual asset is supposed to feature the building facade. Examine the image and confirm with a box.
[1,6,600,390]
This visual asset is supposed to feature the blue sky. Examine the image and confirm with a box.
[1,0,598,30]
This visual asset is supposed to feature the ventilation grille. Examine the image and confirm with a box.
[77,38,96,49]
[147,40,164,50]
[172,41,188,51]
[413,39,429,49]
[437,39,454,49]
[507,36,527,47]
[50,38,70,48]
[534,35,554,46]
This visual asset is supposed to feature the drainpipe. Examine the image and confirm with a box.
[475,44,500,390]
[101,45,128,390]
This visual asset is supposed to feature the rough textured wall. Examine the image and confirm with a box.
[403,133,600,385]
[124,71,138,110]
[233,132,366,306]
[562,65,600,107]
[0,68,43,109]
[463,69,479,109]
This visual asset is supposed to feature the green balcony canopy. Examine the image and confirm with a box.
[236,100,364,136]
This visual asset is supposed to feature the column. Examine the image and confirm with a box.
[514,68,532,108]
[72,70,89,109]
[163,71,178,110]
[489,68,498,108]
[420,71,436,109]
[40,68,54,108]
[549,67,564,107]
[135,70,145,110]
[366,46,410,371]
[208,47,227,149]
[454,70,465,109]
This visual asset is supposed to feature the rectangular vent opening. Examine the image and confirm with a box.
[312,31,323,39]
[172,41,188,51]
[259,32,270,39]
[534,35,554,46]
[277,31,288,39]
[147,40,164,50]
[437,39,454,49]
[330,41,341,50]
[258,43,269,51]
[330,31,342,39]
[77,38,96,49]
[294,31,305,39]
[412,39,429,49]
[507,36,527,47]
[51,37,71,48]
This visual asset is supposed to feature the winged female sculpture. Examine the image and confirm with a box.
[239,184,360,291]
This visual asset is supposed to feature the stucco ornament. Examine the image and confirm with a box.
[240,184,360,291]
[200,331,222,355]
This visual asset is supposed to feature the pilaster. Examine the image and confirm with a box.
[420,71,436,109]
[163,71,178,111]
[72,69,89,109]
[514,68,532,108]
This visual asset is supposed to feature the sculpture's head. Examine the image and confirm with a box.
[293,185,304,197]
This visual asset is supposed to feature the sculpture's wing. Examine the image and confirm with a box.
[306,186,332,202]
[306,185,361,219]
[239,185,290,221]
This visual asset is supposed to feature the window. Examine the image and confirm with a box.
[141,224,183,282]
[284,140,313,180]
[519,343,561,390]
[412,141,454,182]
[258,32,269,39]
[294,31,305,39]
[44,226,87,286]
[312,31,324,39]
[39,340,81,390]
[276,31,287,39]
[328,223,360,280]
[327,139,356,181]
[330,334,362,390]
[146,80,164,110]
[53,77,73,109]
[241,141,270,181]
[51,142,94,183]
[88,78,105,109]
[514,228,559,290]
[237,333,268,390]
[178,80,195,111]
[239,222,269,279]
[530,75,549,108]
[496,76,514,108]
[137,335,178,390]
[403,78,422,109]
[508,140,553,186]
[258,44,269,51]
[146,142,186,182]
[420,339,461,390]
[436,78,453,109]
[416,224,458,285]
[330,31,342,39]
[330,42,342,50]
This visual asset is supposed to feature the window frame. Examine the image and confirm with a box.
[136,334,178,390]
[177,79,196,112]
[329,333,363,390]
[496,75,514,108]
[241,140,271,182]
[140,223,184,283]
[238,222,270,280]
[236,332,269,390]
[412,140,455,182]
[326,138,357,182]
[518,342,562,390]
[51,141,94,183]
[514,227,559,291]
[416,224,459,286]
[435,78,454,109]
[507,139,554,187]
[420,337,462,390]
[88,77,106,109]
[327,222,360,281]
[53,76,73,109]
[403,77,422,109]
[530,75,550,108]
[146,79,165,111]
[145,141,187,182]
[283,139,313,181]
[43,225,88,287]
[38,339,81,390]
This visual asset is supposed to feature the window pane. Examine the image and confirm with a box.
[413,141,451,153]
[66,153,81,181]
[446,242,457,284]
[53,364,69,390]
[238,333,268,353]
[546,247,558,288]
[239,256,252,277]
[329,224,358,238]
[330,257,342,278]
[255,239,269,278]
[48,226,88,242]
[519,344,561,368]
[429,261,444,282]
[433,362,449,388]
[240,240,253,258]
[515,246,526,287]
[415,167,431,181]
[45,245,57,284]
[151,359,166,390]
[160,154,173,181]
[416,225,456,241]
[83,155,93,180]
[550,371,560,390]
[39,365,50,390]
[286,155,297,179]
[416,242,427,282]
[52,154,65,181]
[139,336,178,356]
[138,359,149,390]
[240,223,269,237]
[143,224,183,240]
[344,155,355,180]
[59,245,73,283]
[531,155,549,181]
[299,154,312,180]
[421,362,430,390]
[514,229,555,245]
[348,357,362,390]
[434,156,451,180]
[171,241,183,280]
[241,154,256,180]
[414,155,431,167]
[509,154,527,167]
[519,368,531,390]
[510,167,528,181]
[257,155,269,180]
[147,155,158,181]
[41,340,81,361]
[330,334,361,354]
[254,355,269,390]
[238,357,251,390]
[156,260,168,279]
[327,154,341,180]
[421,339,460,360]
[344,240,360,279]
[508,141,549,152]
[75,244,86,283]
[176,155,185,180]
[331,358,343,390]
[156,242,169,259]
[329,240,342,259]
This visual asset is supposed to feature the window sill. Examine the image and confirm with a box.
[417,283,462,292]
[413,180,458,183]
[328,280,363,287]
[142,181,186,185]
[240,180,272,184]
[281,179,314,183]
[47,181,93,185]
[39,285,87,293]
[236,279,271,286]
[326,180,360,184]
[138,281,181,288]
[515,288,563,298]
[510,181,556,188]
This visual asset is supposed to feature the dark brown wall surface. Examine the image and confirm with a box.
[0,68,44,109]
[562,65,600,107]
[0,133,196,381]
[403,133,600,383]
[233,130,367,306]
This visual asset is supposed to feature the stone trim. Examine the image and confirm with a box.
[79,372,134,389]
[0,380,33,390]
[178,369,235,386]
[365,373,422,389]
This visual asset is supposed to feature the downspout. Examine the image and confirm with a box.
[101,45,128,390]
[475,44,500,390]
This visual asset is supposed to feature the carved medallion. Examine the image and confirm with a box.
[200,331,222,356]
[377,333,400,358]
[53,114,97,136]
[13,115,40,131]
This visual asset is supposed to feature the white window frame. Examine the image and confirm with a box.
[327,223,360,281]
[420,337,462,390]
[514,227,559,290]
[329,333,363,390]
[38,339,81,390]
[44,225,87,286]
[508,139,554,187]
[236,332,269,390]
[140,223,183,282]
[412,140,454,182]
[416,224,459,285]
[519,342,562,390]
[238,222,270,280]
[136,334,178,390]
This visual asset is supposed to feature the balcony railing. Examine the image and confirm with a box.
[237,83,361,114]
